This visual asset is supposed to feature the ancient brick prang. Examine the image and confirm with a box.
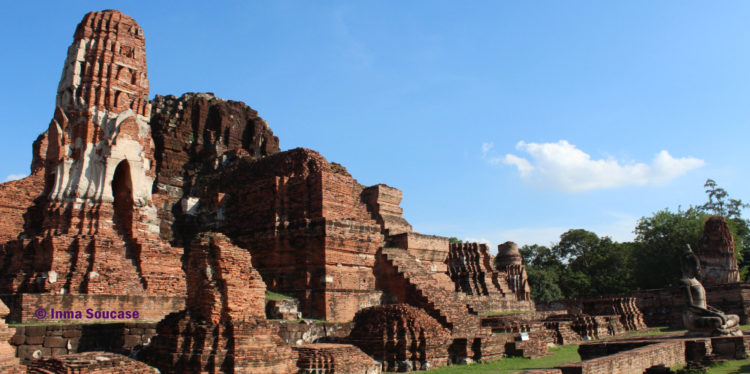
[0,10,186,298]
[347,304,451,372]
[494,241,532,303]
[45,9,155,225]
[149,93,280,243]
[143,232,295,373]
[198,148,385,321]
[697,216,740,285]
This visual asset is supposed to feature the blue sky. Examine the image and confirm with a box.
[2,2,749,251]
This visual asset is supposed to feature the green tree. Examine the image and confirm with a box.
[448,237,463,244]
[554,229,635,297]
[526,267,563,303]
[632,207,704,289]
[700,179,749,219]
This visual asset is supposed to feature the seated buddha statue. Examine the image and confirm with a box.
[681,244,741,337]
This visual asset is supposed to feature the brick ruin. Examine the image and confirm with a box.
[696,216,740,285]
[0,7,743,374]
[0,9,185,301]
[142,233,295,373]
[347,304,451,371]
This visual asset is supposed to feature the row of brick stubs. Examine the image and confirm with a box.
[347,304,451,372]
[293,344,380,374]
[544,320,582,345]
[581,297,647,331]
[446,243,535,315]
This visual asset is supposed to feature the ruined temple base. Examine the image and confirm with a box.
[1,293,185,323]
[293,344,380,374]
[144,312,296,374]
[27,351,156,373]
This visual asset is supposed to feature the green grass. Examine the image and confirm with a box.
[426,345,580,373]
[265,291,294,300]
[706,359,750,374]
[673,359,750,374]
[621,325,686,338]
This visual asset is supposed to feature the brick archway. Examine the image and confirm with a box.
[112,160,134,235]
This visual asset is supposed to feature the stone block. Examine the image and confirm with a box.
[43,336,66,348]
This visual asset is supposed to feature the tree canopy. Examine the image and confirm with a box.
[520,179,750,303]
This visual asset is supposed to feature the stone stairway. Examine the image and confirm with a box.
[381,248,481,337]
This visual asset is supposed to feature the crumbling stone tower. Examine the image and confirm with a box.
[696,216,740,285]
[1,10,185,298]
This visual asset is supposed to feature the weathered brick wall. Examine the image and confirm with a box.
[270,320,353,345]
[186,233,266,323]
[1,294,184,323]
[0,174,43,244]
[27,351,157,373]
[142,232,295,373]
[558,340,685,374]
[205,148,385,321]
[150,92,280,243]
[362,184,412,236]
[388,232,449,272]
[10,322,157,363]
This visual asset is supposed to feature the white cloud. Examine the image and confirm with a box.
[497,140,704,192]
[481,142,503,165]
[3,174,26,182]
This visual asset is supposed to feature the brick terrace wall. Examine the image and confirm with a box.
[9,322,157,363]
[388,232,449,272]
[1,294,184,323]
[626,283,750,328]
[558,340,685,374]
[578,341,653,360]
